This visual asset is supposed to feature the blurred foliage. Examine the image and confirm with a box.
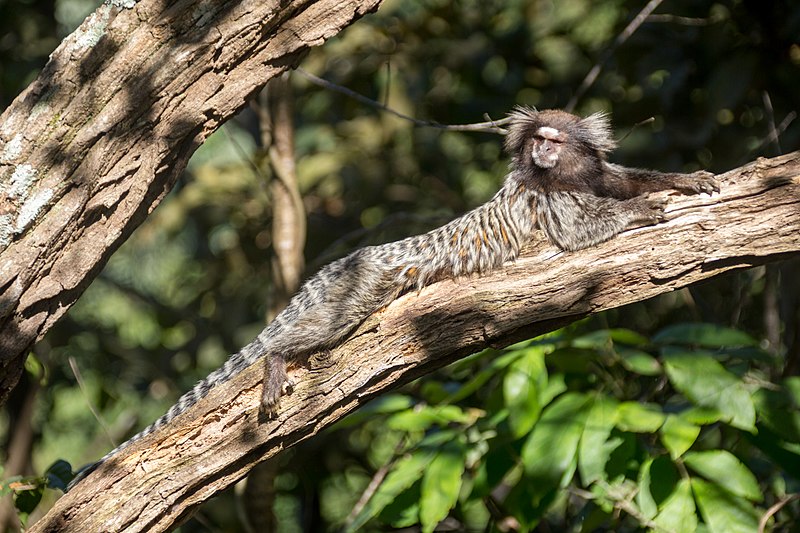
[1,0,800,530]
[343,324,799,532]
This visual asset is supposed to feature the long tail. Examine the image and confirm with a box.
[67,175,538,491]
[67,336,268,490]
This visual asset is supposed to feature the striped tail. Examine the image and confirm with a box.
[67,337,267,490]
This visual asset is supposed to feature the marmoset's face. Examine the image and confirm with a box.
[530,126,567,169]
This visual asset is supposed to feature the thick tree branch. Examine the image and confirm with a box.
[0,0,384,406]
[31,152,800,531]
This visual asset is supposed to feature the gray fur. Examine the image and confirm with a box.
[68,107,717,489]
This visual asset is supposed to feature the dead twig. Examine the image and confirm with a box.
[296,68,510,133]
[566,0,665,112]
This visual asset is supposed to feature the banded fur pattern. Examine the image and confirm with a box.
[69,170,540,488]
[70,106,717,489]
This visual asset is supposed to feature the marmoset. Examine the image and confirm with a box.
[68,107,718,488]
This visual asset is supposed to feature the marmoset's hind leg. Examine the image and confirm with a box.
[261,353,290,415]
[259,309,393,415]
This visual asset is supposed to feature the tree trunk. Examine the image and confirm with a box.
[0,0,384,406]
[28,152,800,531]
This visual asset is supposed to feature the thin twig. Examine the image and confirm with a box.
[344,435,409,527]
[751,111,797,157]
[617,117,655,143]
[758,494,799,533]
[566,0,665,112]
[381,61,391,108]
[296,68,510,133]
[762,91,782,156]
[221,123,271,185]
[572,482,670,533]
[69,356,115,446]
[646,14,715,26]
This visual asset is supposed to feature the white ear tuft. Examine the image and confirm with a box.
[579,112,616,153]
[504,105,540,157]
[508,105,538,119]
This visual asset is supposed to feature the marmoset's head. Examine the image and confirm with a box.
[504,107,616,172]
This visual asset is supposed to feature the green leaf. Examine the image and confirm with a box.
[663,352,755,431]
[571,328,649,350]
[346,449,435,532]
[473,447,516,497]
[616,346,662,376]
[571,330,614,350]
[748,426,800,475]
[420,443,465,533]
[722,346,773,363]
[680,406,723,426]
[786,376,800,402]
[449,349,530,403]
[14,487,43,515]
[379,481,420,528]
[419,380,452,404]
[608,328,650,346]
[336,394,415,428]
[615,402,665,433]
[637,456,678,520]
[503,346,547,438]
[580,505,613,533]
[503,478,553,529]
[684,451,762,502]
[578,396,619,484]
[654,323,758,348]
[692,478,760,533]
[24,352,45,383]
[0,476,23,498]
[386,405,472,432]
[44,460,73,492]
[753,380,800,443]
[521,392,591,499]
[540,373,567,406]
[653,478,698,533]
[636,458,658,520]
[660,414,701,459]
[604,432,636,480]
[547,346,598,373]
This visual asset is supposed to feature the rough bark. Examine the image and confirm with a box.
[0,0,384,406]
[29,152,800,531]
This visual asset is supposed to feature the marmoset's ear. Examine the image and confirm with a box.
[578,112,616,154]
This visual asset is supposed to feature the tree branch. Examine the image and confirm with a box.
[31,151,800,531]
[0,0,385,406]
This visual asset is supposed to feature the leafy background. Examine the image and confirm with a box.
[1,0,799,531]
